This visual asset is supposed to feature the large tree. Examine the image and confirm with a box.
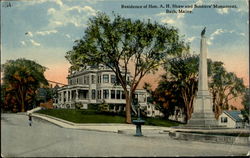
[209,62,246,119]
[147,55,246,122]
[144,79,184,120]
[2,58,48,112]
[164,55,199,122]
[65,12,189,123]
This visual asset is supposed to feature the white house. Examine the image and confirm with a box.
[168,106,186,123]
[218,110,245,128]
[55,64,162,117]
[134,89,163,118]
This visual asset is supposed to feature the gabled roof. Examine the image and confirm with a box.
[223,110,243,122]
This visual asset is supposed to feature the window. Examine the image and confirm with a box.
[76,78,79,84]
[116,90,121,99]
[97,75,101,83]
[97,90,102,99]
[111,75,116,84]
[111,90,116,99]
[79,77,83,84]
[121,91,125,99]
[221,117,228,123]
[103,74,109,83]
[103,89,109,99]
[83,76,89,84]
[91,89,96,99]
[91,75,96,84]
[86,76,89,84]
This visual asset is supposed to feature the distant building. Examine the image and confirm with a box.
[218,110,245,128]
[134,89,163,118]
[55,64,162,117]
[168,106,186,123]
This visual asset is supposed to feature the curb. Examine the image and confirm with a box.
[32,113,75,126]
[31,113,171,134]
[31,113,133,133]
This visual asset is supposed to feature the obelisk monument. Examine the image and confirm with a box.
[187,27,218,127]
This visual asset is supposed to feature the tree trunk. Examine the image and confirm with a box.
[21,94,25,112]
[19,87,25,112]
[21,102,25,112]
[125,91,132,124]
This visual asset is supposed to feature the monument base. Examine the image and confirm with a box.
[187,112,218,128]
[186,93,219,128]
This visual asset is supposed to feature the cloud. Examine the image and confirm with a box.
[82,6,96,16]
[207,29,225,45]
[25,31,33,37]
[161,18,176,24]
[46,5,97,29]
[217,8,229,14]
[239,33,245,37]
[155,0,204,28]
[53,21,63,26]
[30,39,41,46]
[20,41,26,46]
[155,12,165,17]
[187,36,196,43]
[55,0,63,7]
[15,0,47,7]
[156,12,179,25]
[47,8,56,15]
[67,6,96,15]
[68,6,96,15]
[36,30,58,36]
[236,0,249,13]
[65,34,71,38]
[207,29,245,45]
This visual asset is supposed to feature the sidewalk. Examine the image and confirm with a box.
[31,113,172,134]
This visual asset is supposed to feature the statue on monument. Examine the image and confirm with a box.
[201,27,206,37]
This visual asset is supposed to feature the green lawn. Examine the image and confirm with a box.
[36,109,179,127]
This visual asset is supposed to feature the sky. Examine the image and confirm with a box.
[1,0,249,107]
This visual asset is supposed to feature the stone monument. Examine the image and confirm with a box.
[168,28,249,146]
[187,27,218,127]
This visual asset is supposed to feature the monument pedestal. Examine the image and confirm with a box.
[187,91,218,128]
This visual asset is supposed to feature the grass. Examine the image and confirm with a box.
[144,117,179,127]
[36,109,179,127]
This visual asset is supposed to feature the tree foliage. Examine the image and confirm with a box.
[241,88,249,123]
[147,55,246,122]
[1,58,48,112]
[144,80,183,120]
[209,62,246,119]
[65,12,189,123]
[164,55,200,122]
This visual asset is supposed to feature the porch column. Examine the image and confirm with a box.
[69,90,72,108]
[76,89,79,101]
[61,91,64,104]
[66,91,69,102]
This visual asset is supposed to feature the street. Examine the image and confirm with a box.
[1,113,249,157]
